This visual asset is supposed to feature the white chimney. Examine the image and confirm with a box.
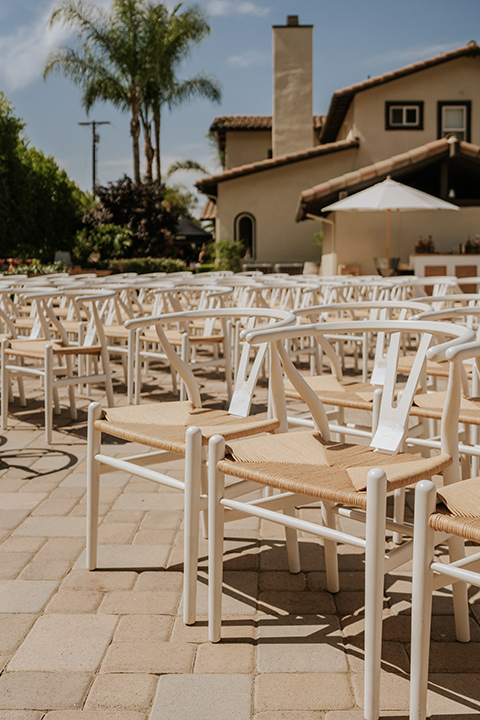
[272,15,313,158]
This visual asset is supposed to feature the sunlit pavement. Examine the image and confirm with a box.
[1,364,479,719]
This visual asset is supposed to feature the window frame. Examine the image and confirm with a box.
[437,101,471,142]
[385,101,424,130]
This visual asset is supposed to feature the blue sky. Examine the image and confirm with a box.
[0,0,479,206]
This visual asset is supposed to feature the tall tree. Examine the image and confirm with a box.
[0,92,88,260]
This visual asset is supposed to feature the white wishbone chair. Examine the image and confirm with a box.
[1,289,115,442]
[207,318,474,720]
[86,306,296,626]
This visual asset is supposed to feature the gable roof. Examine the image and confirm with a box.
[196,138,359,198]
[175,215,212,240]
[295,137,480,220]
[321,41,480,143]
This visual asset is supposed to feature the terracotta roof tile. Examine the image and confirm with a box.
[321,42,480,143]
[200,198,216,220]
[196,138,359,197]
[209,115,324,132]
[295,137,480,220]
[210,115,325,154]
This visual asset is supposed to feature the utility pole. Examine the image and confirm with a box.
[78,120,111,195]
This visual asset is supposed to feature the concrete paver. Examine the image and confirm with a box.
[84,673,158,710]
[150,674,253,720]
[8,614,118,671]
[0,671,93,709]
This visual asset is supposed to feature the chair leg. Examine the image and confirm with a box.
[180,334,189,402]
[17,360,25,406]
[101,348,115,408]
[364,468,388,720]
[322,500,339,593]
[44,346,54,444]
[86,402,102,570]
[409,480,436,720]
[282,506,301,574]
[1,339,9,430]
[392,488,405,544]
[127,329,135,405]
[200,458,208,539]
[208,434,226,643]
[448,533,471,642]
[66,356,77,420]
[183,426,202,625]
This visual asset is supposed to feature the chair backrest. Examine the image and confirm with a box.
[293,300,432,385]
[124,307,296,426]
[244,319,475,459]
[413,293,480,312]
[20,289,117,350]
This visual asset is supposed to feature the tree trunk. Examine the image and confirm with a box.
[153,106,161,185]
[130,83,141,183]
[143,120,154,183]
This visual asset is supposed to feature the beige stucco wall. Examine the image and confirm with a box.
[320,206,480,276]
[339,56,480,168]
[224,131,272,170]
[215,148,358,262]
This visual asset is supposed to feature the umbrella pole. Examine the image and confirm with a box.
[386,208,391,277]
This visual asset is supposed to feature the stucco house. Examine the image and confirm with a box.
[196,16,480,276]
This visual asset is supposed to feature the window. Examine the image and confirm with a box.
[386,101,423,130]
[234,213,255,259]
[438,101,471,141]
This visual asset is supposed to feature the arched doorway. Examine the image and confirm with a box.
[235,213,256,259]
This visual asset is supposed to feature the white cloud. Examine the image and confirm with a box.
[207,1,270,18]
[0,0,111,92]
[228,49,268,69]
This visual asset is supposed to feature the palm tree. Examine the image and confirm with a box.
[44,0,221,186]
[139,3,221,184]
[44,0,147,184]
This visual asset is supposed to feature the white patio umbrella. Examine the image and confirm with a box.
[322,176,459,276]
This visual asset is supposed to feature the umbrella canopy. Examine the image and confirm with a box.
[322,177,459,275]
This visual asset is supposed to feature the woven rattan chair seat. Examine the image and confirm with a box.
[6,339,102,359]
[397,354,472,378]
[139,328,224,346]
[284,375,377,410]
[13,317,35,330]
[94,401,280,454]
[429,477,480,542]
[103,324,131,340]
[410,390,480,425]
[60,320,83,334]
[218,430,451,509]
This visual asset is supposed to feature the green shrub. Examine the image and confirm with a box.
[73,224,134,266]
[106,257,188,274]
[214,239,244,273]
[3,259,68,275]
[195,262,216,273]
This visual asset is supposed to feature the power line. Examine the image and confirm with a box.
[78,121,111,195]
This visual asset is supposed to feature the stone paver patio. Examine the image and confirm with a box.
[1,363,480,719]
